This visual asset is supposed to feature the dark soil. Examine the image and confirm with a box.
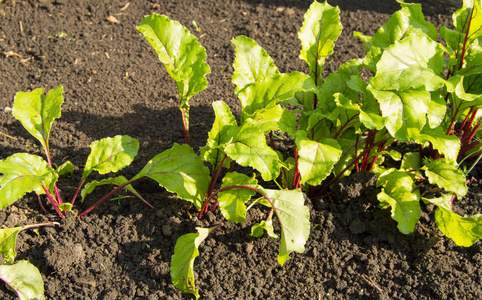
[1,0,481,299]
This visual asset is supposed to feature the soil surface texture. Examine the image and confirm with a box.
[1,0,481,299]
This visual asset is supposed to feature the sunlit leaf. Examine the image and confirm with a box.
[218,172,258,223]
[424,158,467,198]
[0,260,45,300]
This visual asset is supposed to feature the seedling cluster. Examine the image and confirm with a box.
[1,0,482,298]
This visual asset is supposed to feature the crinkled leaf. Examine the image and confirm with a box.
[132,144,210,209]
[81,176,138,202]
[416,127,461,163]
[231,35,279,92]
[218,172,258,223]
[237,72,316,116]
[317,59,362,114]
[170,226,217,299]
[0,153,57,209]
[377,169,421,234]
[251,219,278,239]
[56,161,74,177]
[298,0,342,83]
[83,135,139,180]
[223,124,280,181]
[435,207,482,247]
[295,131,342,186]
[200,101,237,169]
[244,105,296,136]
[424,159,467,198]
[370,87,431,141]
[136,14,210,121]
[12,85,63,153]
[370,33,445,92]
[258,188,310,266]
[0,260,44,300]
[359,2,438,70]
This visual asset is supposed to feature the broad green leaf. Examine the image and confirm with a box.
[223,124,280,181]
[422,193,453,211]
[132,144,211,209]
[258,188,310,266]
[231,35,280,92]
[453,0,482,44]
[370,33,445,92]
[400,152,421,171]
[200,101,237,169]
[83,135,139,180]
[377,169,421,234]
[56,161,74,177]
[251,219,278,239]
[448,75,482,121]
[136,14,211,126]
[359,2,438,70]
[218,172,258,223]
[434,207,482,247]
[237,72,316,117]
[370,87,431,141]
[298,0,342,83]
[416,127,461,163]
[0,260,44,300]
[457,38,482,77]
[295,131,342,186]
[244,105,296,136]
[170,226,217,299]
[424,159,467,198]
[0,153,57,209]
[0,227,23,264]
[317,59,362,114]
[81,176,139,202]
[12,85,63,153]
[427,92,447,128]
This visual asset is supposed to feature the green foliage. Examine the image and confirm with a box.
[0,260,45,300]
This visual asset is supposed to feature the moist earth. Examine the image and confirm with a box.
[1,0,481,299]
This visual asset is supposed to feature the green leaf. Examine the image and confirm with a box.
[370,33,445,92]
[218,172,258,223]
[416,127,461,163]
[251,219,278,239]
[132,144,210,209]
[0,227,23,264]
[424,159,468,198]
[244,105,297,136]
[295,131,342,186]
[258,188,310,266]
[400,152,421,171]
[81,176,138,202]
[370,87,431,141]
[434,207,482,247]
[56,161,74,177]
[453,1,482,46]
[0,260,45,300]
[83,135,139,180]
[377,169,421,234]
[238,72,316,117]
[0,153,57,209]
[223,124,280,181]
[298,0,342,83]
[422,193,453,211]
[12,85,63,153]
[170,226,217,299]
[231,35,280,92]
[136,13,211,125]
[200,101,237,169]
[360,2,438,70]
[457,38,482,77]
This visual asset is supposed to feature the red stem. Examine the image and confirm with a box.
[458,7,474,71]
[41,185,64,218]
[181,107,190,145]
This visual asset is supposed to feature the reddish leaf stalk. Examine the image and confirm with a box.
[458,7,475,71]
[181,107,190,145]
[41,184,64,218]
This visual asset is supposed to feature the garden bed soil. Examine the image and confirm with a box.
[1,0,482,299]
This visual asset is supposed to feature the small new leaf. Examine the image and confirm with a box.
[218,172,258,223]
[170,226,218,300]
[83,135,139,180]
[251,219,278,239]
[81,176,138,202]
